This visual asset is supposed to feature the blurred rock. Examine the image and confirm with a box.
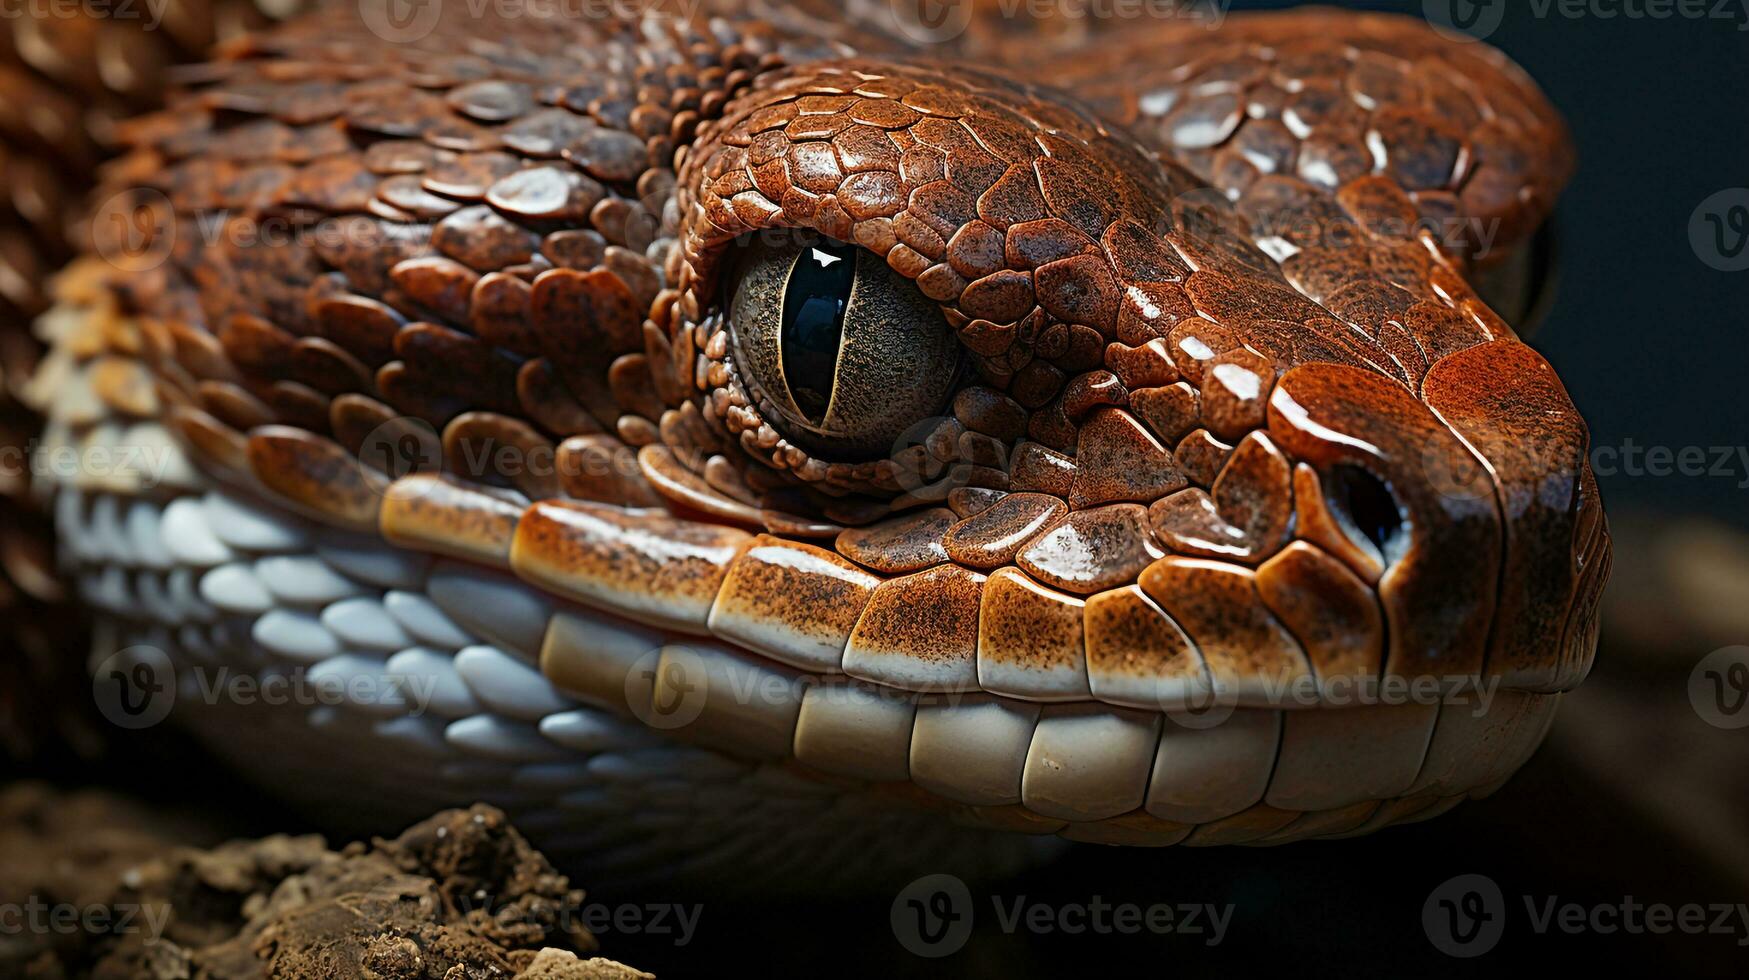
[1600,510,1749,665]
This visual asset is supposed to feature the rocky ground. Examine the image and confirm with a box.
[0,785,652,979]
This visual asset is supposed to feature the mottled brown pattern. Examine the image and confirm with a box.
[1082,584,1205,707]
[977,567,1087,693]
[1141,556,1313,700]
[382,473,526,565]
[708,534,879,670]
[843,563,985,690]
[1256,541,1384,684]
[941,492,1067,570]
[512,498,751,632]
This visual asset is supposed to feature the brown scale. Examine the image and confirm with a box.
[51,3,1609,711]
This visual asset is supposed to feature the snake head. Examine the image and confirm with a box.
[53,7,1612,854]
[662,57,1608,716]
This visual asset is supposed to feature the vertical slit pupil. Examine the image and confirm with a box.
[780,239,857,424]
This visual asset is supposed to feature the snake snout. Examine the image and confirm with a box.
[1418,340,1611,692]
[1264,361,1503,687]
[1262,346,1607,695]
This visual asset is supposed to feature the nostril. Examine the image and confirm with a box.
[1326,465,1408,567]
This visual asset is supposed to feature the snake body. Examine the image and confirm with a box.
[12,1,1608,882]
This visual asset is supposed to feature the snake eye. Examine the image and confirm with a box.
[724,230,962,460]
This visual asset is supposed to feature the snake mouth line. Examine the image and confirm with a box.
[54,471,1565,847]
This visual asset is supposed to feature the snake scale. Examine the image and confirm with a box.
[2,0,1609,884]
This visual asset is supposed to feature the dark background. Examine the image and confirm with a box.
[1376,0,1749,529]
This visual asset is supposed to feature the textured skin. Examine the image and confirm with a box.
[0,0,291,761]
[16,1,1609,867]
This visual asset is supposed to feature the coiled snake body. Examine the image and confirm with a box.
[10,1,1609,883]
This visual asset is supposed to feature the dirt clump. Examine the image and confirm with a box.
[0,785,652,979]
